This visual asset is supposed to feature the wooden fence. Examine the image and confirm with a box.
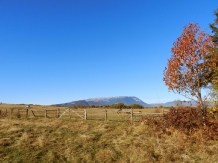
[0,108,168,122]
[0,108,29,117]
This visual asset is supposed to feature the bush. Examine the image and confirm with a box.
[142,107,218,140]
[163,108,205,133]
[129,104,144,109]
[209,104,218,120]
[110,103,126,109]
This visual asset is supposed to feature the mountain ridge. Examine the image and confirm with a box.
[55,96,150,107]
[54,96,213,107]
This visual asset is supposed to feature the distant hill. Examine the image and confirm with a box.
[149,100,213,107]
[55,96,150,107]
[149,101,196,107]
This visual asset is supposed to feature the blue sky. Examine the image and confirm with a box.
[0,0,217,105]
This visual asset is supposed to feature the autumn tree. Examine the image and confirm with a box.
[163,23,218,110]
[210,8,218,46]
[210,8,218,92]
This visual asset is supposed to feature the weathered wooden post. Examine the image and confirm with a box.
[26,109,28,118]
[69,109,72,119]
[84,109,87,120]
[131,108,133,123]
[6,108,8,115]
[105,109,107,121]
[45,109,47,118]
[10,108,13,116]
[57,108,60,118]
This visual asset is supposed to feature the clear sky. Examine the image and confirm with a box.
[0,0,218,105]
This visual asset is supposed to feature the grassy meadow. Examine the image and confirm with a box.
[0,104,218,162]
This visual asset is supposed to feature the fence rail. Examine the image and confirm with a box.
[0,107,168,122]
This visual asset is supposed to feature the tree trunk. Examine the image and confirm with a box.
[196,72,206,117]
[197,88,206,122]
[197,91,204,109]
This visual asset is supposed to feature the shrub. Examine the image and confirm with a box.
[163,108,204,132]
[142,107,218,140]
[129,104,144,109]
[110,103,126,109]
[209,104,218,120]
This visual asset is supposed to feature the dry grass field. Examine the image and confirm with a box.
[1,104,218,162]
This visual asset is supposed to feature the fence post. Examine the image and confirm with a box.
[26,109,28,118]
[10,108,13,116]
[45,109,47,118]
[105,109,107,121]
[57,108,60,118]
[0,109,1,115]
[6,108,8,115]
[69,109,72,119]
[131,108,133,123]
[84,109,87,120]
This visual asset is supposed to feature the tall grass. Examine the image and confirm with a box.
[1,110,218,163]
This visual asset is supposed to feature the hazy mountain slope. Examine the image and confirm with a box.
[55,96,150,107]
[56,100,89,106]
[149,100,213,107]
[54,97,214,107]
[85,96,150,106]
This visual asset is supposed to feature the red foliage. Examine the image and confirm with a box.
[142,107,218,140]
[163,23,218,108]
[164,108,204,132]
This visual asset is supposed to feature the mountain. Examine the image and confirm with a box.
[54,96,214,107]
[86,96,150,106]
[57,100,89,107]
[55,96,150,107]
